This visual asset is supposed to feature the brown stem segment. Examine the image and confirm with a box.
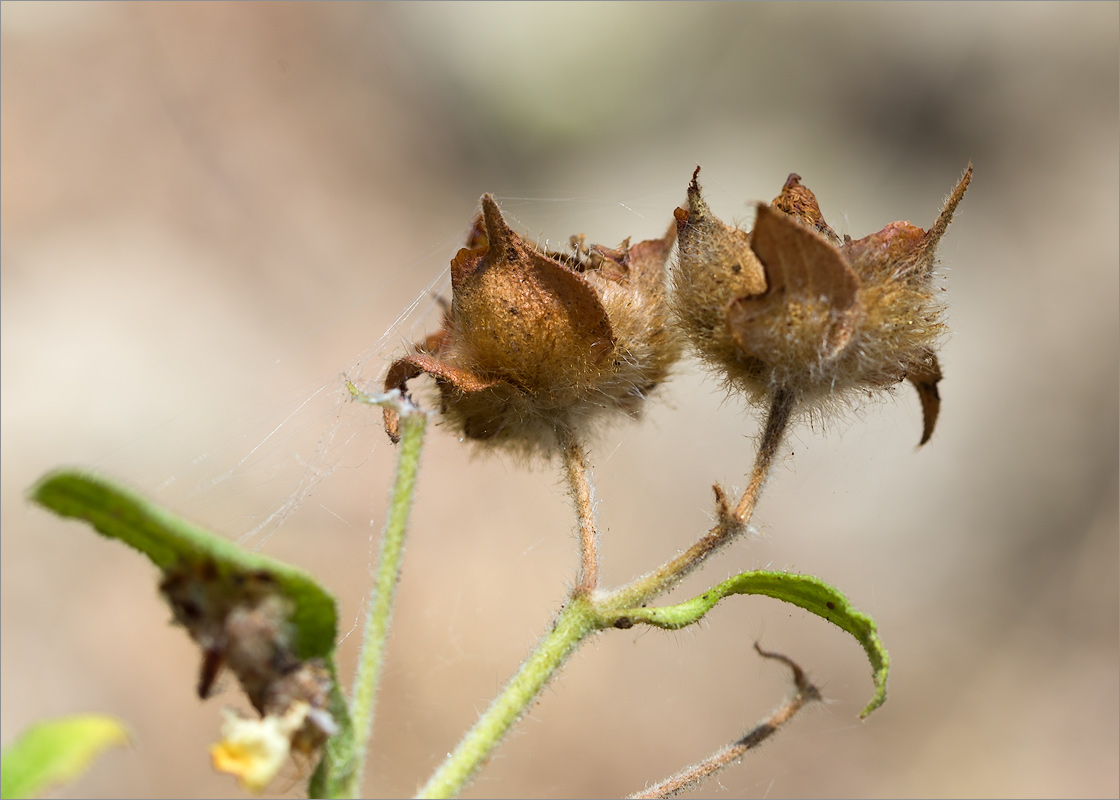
[562,432,599,597]
[732,388,795,521]
[602,389,795,609]
[627,643,821,800]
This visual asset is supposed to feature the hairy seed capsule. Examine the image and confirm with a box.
[672,165,972,444]
[383,195,682,455]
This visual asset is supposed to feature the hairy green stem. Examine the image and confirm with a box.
[404,389,804,797]
[342,387,427,799]
[415,392,797,797]
[417,597,599,799]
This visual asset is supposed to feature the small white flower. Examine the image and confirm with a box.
[210,702,310,792]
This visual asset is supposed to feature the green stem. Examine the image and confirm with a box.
[416,596,599,799]
[342,386,428,799]
[414,392,798,797]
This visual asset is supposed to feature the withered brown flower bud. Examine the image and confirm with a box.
[672,165,972,444]
[383,195,681,454]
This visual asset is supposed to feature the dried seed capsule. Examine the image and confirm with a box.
[673,165,972,444]
[383,195,681,455]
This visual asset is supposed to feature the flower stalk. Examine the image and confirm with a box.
[600,387,795,611]
[561,432,600,597]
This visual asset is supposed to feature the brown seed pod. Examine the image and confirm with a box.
[673,165,972,444]
[383,195,682,455]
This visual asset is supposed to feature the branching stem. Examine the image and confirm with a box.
[601,388,795,609]
[414,390,800,798]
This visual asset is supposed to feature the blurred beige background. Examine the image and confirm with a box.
[2,3,1116,798]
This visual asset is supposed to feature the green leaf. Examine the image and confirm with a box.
[612,570,889,717]
[29,469,337,662]
[1,714,128,799]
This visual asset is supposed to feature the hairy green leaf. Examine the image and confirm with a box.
[612,570,889,717]
[29,469,337,662]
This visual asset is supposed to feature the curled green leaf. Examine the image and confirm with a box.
[609,570,889,718]
[29,469,337,661]
[0,714,129,799]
